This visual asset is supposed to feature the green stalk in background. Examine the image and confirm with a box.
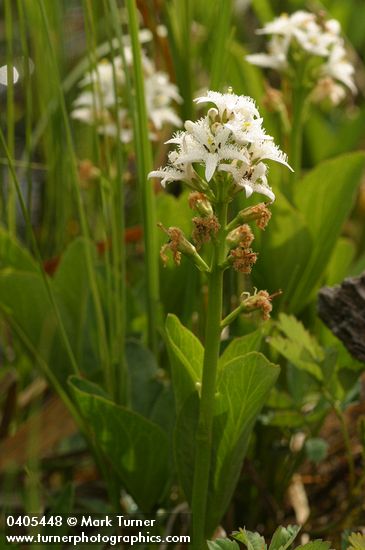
[124,0,161,354]
[0,128,80,377]
[16,0,34,240]
[23,0,73,256]
[105,0,137,406]
[5,0,16,235]
[164,0,193,121]
[84,0,129,405]
[36,0,114,396]
[287,70,309,196]
[209,0,233,91]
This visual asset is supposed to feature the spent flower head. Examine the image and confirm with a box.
[149,89,292,203]
[246,11,356,105]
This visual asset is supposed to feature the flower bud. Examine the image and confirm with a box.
[207,107,219,122]
[184,120,195,133]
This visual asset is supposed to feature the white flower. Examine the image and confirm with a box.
[311,77,346,105]
[322,44,356,94]
[246,11,356,104]
[195,90,259,120]
[175,118,249,182]
[145,72,182,130]
[71,40,182,141]
[149,90,292,202]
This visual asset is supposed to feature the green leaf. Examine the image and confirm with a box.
[233,528,267,550]
[326,238,356,286]
[305,438,328,464]
[269,314,324,381]
[261,410,308,428]
[173,352,278,535]
[53,238,93,343]
[207,539,240,550]
[266,388,294,410]
[48,483,75,514]
[290,152,365,311]
[43,483,75,545]
[347,532,365,550]
[173,391,199,504]
[350,252,365,277]
[0,270,76,382]
[269,525,300,550]
[149,385,175,437]
[207,352,279,535]
[126,340,163,418]
[305,108,365,164]
[126,339,175,435]
[227,41,265,105]
[219,330,263,369]
[296,541,331,550]
[157,191,199,322]
[252,191,312,309]
[69,376,170,511]
[165,314,203,412]
[0,228,38,272]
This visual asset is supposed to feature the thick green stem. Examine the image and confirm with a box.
[286,65,311,202]
[191,201,228,549]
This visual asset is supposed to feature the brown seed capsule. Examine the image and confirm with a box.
[241,289,281,320]
[158,223,210,272]
[236,202,272,230]
[226,224,254,249]
[229,247,258,273]
[188,192,214,217]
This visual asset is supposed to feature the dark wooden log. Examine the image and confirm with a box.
[317,272,365,362]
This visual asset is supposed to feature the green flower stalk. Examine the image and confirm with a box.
[149,89,291,548]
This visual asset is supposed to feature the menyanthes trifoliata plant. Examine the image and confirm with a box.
[246,10,356,105]
[149,89,292,548]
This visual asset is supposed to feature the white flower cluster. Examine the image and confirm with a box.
[71,42,182,142]
[149,90,292,202]
[246,11,356,105]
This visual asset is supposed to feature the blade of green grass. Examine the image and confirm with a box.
[119,0,161,354]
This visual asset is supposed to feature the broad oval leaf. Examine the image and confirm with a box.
[290,151,365,312]
[0,228,38,272]
[252,190,312,310]
[69,376,171,511]
[165,314,203,412]
[207,352,279,535]
[219,330,263,369]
